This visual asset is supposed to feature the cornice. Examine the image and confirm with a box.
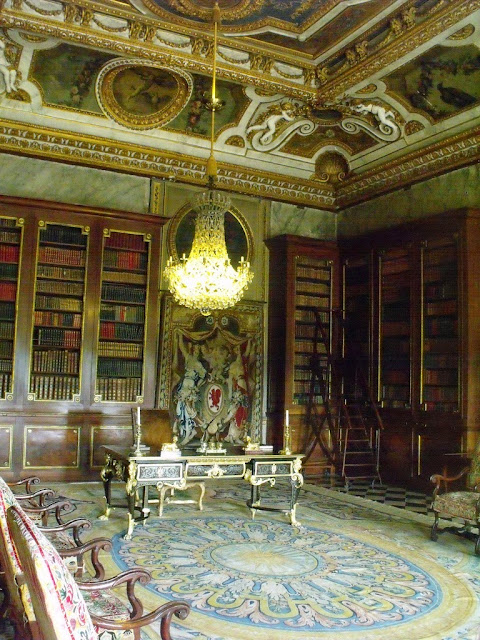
[337,127,480,207]
[0,119,336,209]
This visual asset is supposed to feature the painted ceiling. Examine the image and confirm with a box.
[0,0,480,210]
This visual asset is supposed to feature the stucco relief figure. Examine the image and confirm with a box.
[0,39,17,94]
[351,103,396,132]
[223,342,251,444]
[247,102,297,145]
[172,337,207,445]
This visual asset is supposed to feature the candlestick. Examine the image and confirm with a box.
[136,406,141,426]
[285,409,289,427]
[279,410,292,455]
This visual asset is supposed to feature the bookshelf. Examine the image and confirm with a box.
[343,255,371,401]
[0,216,23,400]
[29,222,87,402]
[266,235,339,475]
[95,230,150,403]
[421,236,459,413]
[379,247,412,409]
[293,257,333,406]
[340,210,480,488]
[0,196,164,483]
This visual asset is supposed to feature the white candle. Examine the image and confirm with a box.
[137,406,141,425]
[285,409,289,427]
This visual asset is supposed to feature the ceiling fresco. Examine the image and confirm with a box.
[0,0,480,210]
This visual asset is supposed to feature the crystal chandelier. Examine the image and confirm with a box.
[163,2,253,316]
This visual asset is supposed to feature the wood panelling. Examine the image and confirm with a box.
[0,426,12,468]
[90,426,132,468]
[23,425,80,468]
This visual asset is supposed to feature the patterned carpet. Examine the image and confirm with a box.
[2,480,479,640]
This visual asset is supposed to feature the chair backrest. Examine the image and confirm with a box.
[0,476,37,636]
[6,503,97,640]
[132,408,172,451]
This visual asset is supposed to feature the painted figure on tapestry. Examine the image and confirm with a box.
[172,336,207,445]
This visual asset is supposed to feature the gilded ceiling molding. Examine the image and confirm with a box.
[317,0,480,101]
[0,9,316,100]
[337,127,480,207]
[0,119,336,209]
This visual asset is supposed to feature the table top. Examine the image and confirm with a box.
[102,445,303,463]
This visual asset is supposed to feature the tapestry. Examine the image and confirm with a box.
[157,295,264,447]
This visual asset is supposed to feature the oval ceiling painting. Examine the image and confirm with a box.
[96,59,193,130]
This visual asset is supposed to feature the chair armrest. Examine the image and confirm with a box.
[21,499,74,526]
[430,466,470,497]
[80,570,189,639]
[38,517,92,547]
[56,537,112,580]
[15,488,56,507]
[7,477,41,494]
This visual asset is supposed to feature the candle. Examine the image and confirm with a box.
[285,409,289,427]
[137,406,141,425]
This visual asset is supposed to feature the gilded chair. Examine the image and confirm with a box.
[430,443,480,555]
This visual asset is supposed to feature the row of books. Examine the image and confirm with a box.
[382,371,409,384]
[381,321,410,337]
[0,263,18,279]
[293,394,323,405]
[101,284,146,303]
[100,304,145,323]
[423,386,458,402]
[37,265,84,281]
[36,295,82,312]
[296,263,330,280]
[424,353,458,368]
[422,401,458,412]
[294,369,314,382]
[424,245,455,266]
[36,280,84,297]
[294,309,330,324]
[102,270,147,285]
[0,342,13,357]
[104,233,146,251]
[0,231,20,244]
[0,245,20,263]
[34,311,82,328]
[381,257,410,276]
[38,246,86,267]
[0,218,18,228]
[0,359,12,373]
[423,264,457,282]
[296,294,329,307]
[29,374,79,400]
[103,250,147,271]
[381,385,410,401]
[31,349,79,374]
[425,317,457,337]
[95,376,142,402]
[295,324,316,339]
[35,328,81,348]
[0,374,11,398]
[424,337,457,353]
[40,225,88,246]
[294,339,327,354]
[425,299,456,316]
[97,342,143,358]
[0,322,14,339]
[97,358,143,377]
[424,282,457,300]
[0,282,17,302]
[423,369,457,385]
[296,279,331,294]
[100,322,144,340]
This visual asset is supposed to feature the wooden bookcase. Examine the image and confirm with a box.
[266,235,339,476]
[0,196,165,481]
[339,209,480,489]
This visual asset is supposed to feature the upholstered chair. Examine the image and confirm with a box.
[430,441,480,555]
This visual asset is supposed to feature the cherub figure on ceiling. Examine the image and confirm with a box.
[0,37,18,94]
[247,101,298,145]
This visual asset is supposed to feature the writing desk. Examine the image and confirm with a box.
[100,446,304,539]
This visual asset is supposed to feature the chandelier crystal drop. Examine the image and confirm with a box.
[163,1,253,316]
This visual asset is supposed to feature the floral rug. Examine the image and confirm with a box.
[46,481,480,640]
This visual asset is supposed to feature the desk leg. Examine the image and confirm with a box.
[124,460,138,540]
[289,465,304,526]
[99,455,113,520]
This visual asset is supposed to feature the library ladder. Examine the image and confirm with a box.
[304,309,383,488]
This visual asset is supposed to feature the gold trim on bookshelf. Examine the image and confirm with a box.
[94,394,102,403]
[136,396,144,404]
[4,394,13,402]
[1,426,12,467]
[17,218,24,227]
[82,226,90,235]
[73,393,81,402]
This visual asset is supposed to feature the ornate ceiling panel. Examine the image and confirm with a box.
[0,0,480,210]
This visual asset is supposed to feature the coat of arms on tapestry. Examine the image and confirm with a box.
[157,295,264,447]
